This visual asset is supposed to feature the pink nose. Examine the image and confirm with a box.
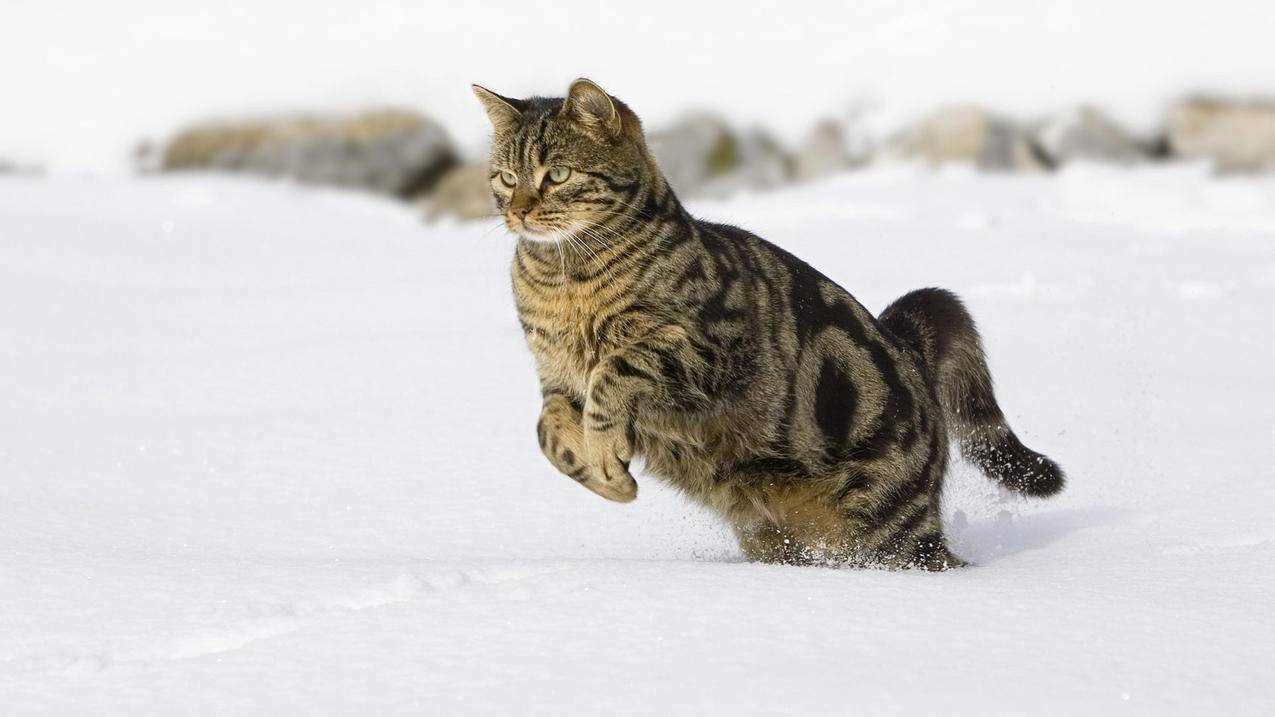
[511,205,531,220]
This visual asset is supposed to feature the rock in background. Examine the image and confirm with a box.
[157,109,458,197]
[1166,98,1275,173]
[126,93,1275,225]
[647,113,792,198]
[646,113,736,196]
[1033,106,1149,166]
[420,163,494,223]
[700,129,791,197]
[878,105,1050,172]
[793,120,855,182]
[0,160,40,175]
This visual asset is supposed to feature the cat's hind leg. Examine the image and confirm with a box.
[863,503,966,571]
[734,522,814,565]
[829,462,967,570]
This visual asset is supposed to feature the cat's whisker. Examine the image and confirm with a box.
[569,224,622,285]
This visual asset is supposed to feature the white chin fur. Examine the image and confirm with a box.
[514,224,573,244]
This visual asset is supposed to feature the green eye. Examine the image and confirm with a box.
[499,170,517,187]
[547,166,571,184]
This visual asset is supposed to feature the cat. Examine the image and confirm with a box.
[473,78,1064,569]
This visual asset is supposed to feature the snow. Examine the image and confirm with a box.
[4,0,1275,171]
[2,167,1274,714]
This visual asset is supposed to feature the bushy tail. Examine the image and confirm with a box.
[879,288,1064,497]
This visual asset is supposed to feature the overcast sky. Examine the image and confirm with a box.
[3,0,1273,170]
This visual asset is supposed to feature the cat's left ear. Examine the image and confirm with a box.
[563,78,622,138]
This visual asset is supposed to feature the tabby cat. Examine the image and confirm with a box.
[473,79,1064,569]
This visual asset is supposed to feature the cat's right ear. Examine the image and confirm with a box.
[471,85,523,135]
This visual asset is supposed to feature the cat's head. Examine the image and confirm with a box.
[472,78,662,243]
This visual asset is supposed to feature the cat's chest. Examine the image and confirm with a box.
[515,285,604,395]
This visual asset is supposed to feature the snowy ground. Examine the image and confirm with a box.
[2,167,1273,714]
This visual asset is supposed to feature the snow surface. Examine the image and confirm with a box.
[2,167,1274,714]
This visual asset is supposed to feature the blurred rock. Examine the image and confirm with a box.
[133,140,163,174]
[879,105,1049,172]
[700,129,792,197]
[420,163,494,223]
[1033,106,1148,165]
[794,120,854,181]
[158,109,459,197]
[647,113,792,197]
[1167,98,1275,173]
[647,112,738,196]
[0,160,40,175]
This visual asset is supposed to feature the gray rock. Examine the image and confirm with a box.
[0,160,39,175]
[793,120,854,181]
[879,105,1049,172]
[1166,98,1275,173]
[420,163,495,223]
[647,113,792,197]
[1034,106,1147,165]
[646,112,738,197]
[698,129,792,198]
[158,109,458,197]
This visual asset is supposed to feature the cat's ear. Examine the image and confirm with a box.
[563,78,622,138]
[471,85,523,135]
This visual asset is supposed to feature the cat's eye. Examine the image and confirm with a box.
[499,170,517,188]
[547,166,571,184]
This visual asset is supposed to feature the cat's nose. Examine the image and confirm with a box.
[512,205,531,220]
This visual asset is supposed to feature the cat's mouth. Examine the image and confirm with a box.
[508,217,574,244]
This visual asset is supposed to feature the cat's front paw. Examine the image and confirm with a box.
[581,424,637,503]
[537,396,636,503]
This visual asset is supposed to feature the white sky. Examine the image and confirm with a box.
[3,0,1274,170]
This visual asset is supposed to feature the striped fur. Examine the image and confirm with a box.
[474,79,1064,569]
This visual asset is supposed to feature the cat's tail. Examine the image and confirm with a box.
[879,288,1064,497]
